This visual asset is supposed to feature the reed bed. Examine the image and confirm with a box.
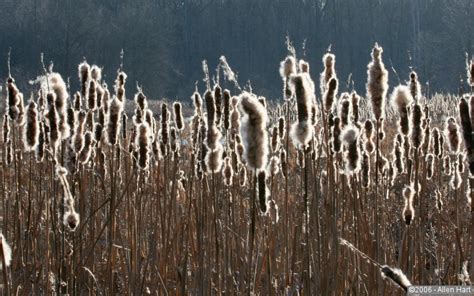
[0,45,473,295]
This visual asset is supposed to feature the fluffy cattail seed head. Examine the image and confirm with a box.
[90,65,102,82]
[290,73,315,147]
[391,85,413,135]
[341,125,361,174]
[173,102,184,131]
[366,43,388,121]
[380,266,412,291]
[323,77,338,113]
[410,104,424,148]
[320,53,336,95]
[238,92,269,170]
[87,80,97,110]
[136,123,151,170]
[445,117,460,153]
[402,185,415,225]
[409,71,421,101]
[78,61,90,98]
[23,99,39,151]
[257,170,269,213]
[107,97,123,146]
[223,89,231,130]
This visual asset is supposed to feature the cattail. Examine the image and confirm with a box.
[78,131,94,164]
[173,102,184,131]
[409,71,421,102]
[445,117,460,153]
[257,170,269,213]
[205,90,216,126]
[78,61,90,98]
[205,144,223,173]
[380,265,412,291]
[214,85,222,125]
[45,73,69,139]
[391,85,413,135]
[231,97,241,137]
[161,103,170,147]
[341,126,360,174]
[299,59,309,73]
[280,150,287,177]
[323,77,338,113]
[410,104,424,149]
[361,151,370,188]
[450,159,462,189]
[2,114,10,144]
[136,123,151,170]
[23,99,39,151]
[17,93,25,124]
[460,97,472,144]
[339,93,350,127]
[422,119,431,154]
[73,92,81,111]
[459,97,474,175]
[107,97,123,145]
[364,120,375,154]
[103,86,110,114]
[57,166,80,231]
[87,80,97,111]
[94,122,103,143]
[192,91,203,116]
[96,82,104,109]
[66,107,75,136]
[6,77,20,120]
[239,92,269,170]
[0,234,12,267]
[402,185,415,225]
[37,89,46,113]
[46,93,60,150]
[134,91,148,111]
[351,92,360,125]
[72,110,87,153]
[331,117,342,153]
[278,116,285,139]
[223,89,231,130]
[268,155,280,176]
[444,155,452,175]
[438,131,445,158]
[271,126,280,152]
[170,127,179,153]
[5,140,13,165]
[145,109,154,130]
[290,73,315,147]
[115,71,127,89]
[122,113,128,139]
[393,135,404,174]
[239,165,247,186]
[426,153,434,179]
[458,153,465,173]
[280,56,297,99]
[133,107,143,125]
[432,128,441,157]
[223,157,233,186]
[35,122,45,161]
[320,53,336,95]
[90,65,102,82]
[366,43,388,121]
[86,111,94,131]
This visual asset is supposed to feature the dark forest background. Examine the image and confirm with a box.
[0,0,472,101]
